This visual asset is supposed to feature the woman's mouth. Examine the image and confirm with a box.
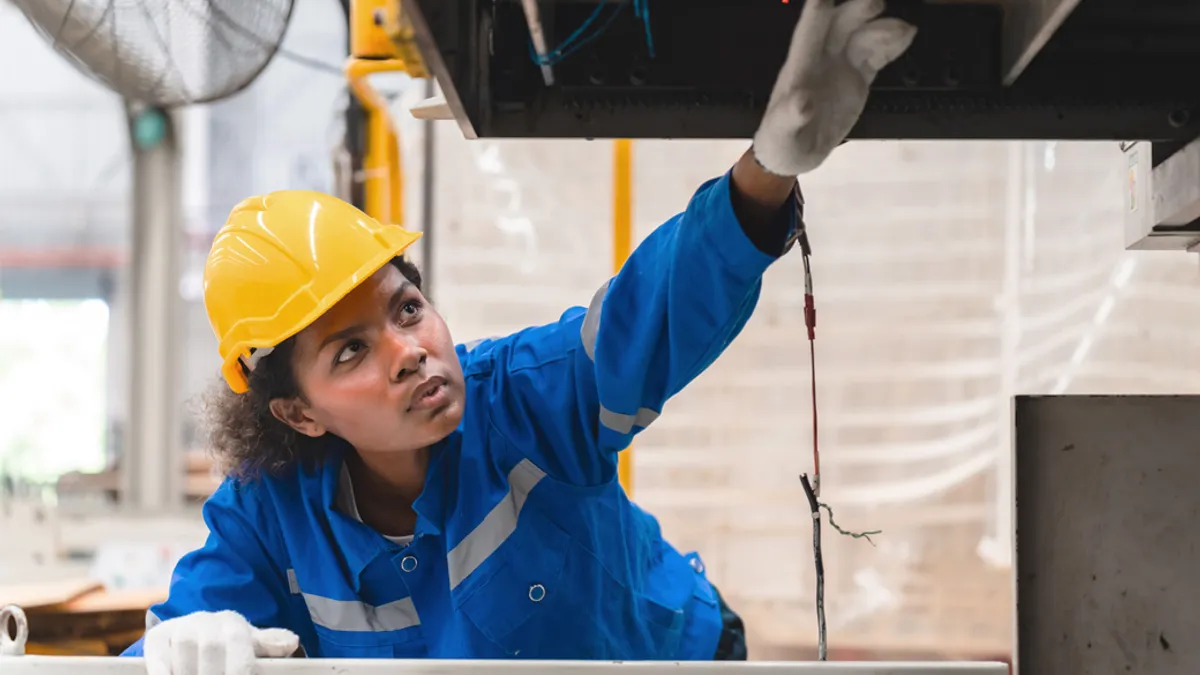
[409,376,448,411]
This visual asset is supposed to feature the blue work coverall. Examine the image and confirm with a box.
[122,170,800,660]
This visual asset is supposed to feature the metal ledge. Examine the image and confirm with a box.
[1124,138,1200,251]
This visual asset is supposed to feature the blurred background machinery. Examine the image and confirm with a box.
[3,0,1200,669]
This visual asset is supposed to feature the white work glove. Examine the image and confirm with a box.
[143,610,299,675]
[752,0,918,176]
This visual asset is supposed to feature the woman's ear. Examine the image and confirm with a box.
[269,398,326,438]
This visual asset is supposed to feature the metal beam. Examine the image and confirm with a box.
[1123,138,1200,251]
[999,0,1083,85]
[399,0,479,140]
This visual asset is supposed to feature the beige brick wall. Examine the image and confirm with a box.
[402,119,1200,658]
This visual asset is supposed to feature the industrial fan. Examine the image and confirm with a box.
[11,0,294,107]
[8,0,299,513]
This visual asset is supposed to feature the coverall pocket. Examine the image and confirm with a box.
[456,504,570,655]
[457,504,684,659]
[312,625,422,658]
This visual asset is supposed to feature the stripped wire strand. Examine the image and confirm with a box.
[821,503,882,546]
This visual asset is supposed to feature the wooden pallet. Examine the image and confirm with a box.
[1,581,164,656]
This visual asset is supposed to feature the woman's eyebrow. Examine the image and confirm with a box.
[318,281,415,351]
[387,281,413,315]
[318,324,364,351]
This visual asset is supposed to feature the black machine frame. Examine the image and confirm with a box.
[401,0,1200,145]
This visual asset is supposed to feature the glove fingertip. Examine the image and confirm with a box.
[874,17,919,48]
[144,655,171,675]
[848,18,918,77]
[253,628,301,657]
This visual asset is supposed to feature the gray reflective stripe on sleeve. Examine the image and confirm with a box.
[302,594,420,632]
[463,337,496,352]
[580,280,610,360]
[600,405,660,434]
[447,459,547,590]
[287,568,301,595]
[145,610,161,632]
[579,278,660,434]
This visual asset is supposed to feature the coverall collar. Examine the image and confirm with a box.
[316,438,388,579]
[315,432,460,581]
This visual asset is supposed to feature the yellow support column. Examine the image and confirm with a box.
[613,139,634,496]
[346,0,413,225]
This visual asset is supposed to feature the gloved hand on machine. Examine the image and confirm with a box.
[143,611,299,675]
[753,0,916,177]
[136,1,912,672]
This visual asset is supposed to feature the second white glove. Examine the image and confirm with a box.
[143,610,299,675]
[752,0,917,177]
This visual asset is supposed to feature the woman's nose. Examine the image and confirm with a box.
[384,329,427,381]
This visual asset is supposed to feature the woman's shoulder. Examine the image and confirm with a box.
[205,457,323,525]
[200,461,333,566]
[457,315,586,385]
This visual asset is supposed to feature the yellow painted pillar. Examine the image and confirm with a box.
[346,0,412,225]
[613,139,634,495]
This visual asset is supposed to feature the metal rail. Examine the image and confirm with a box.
[0,658,1012,672]
[0,604,1006,674]
[0,657,1009,675]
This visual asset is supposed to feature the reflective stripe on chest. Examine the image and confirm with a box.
[288,568,420,632]
[449,458,546,589]
[287,458,547,634]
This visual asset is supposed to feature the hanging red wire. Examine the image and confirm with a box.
[791,184,828,660]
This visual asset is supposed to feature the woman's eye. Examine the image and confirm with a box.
[399,300,423,322]
[335,340,364,365]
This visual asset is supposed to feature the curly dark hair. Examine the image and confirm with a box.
[199,257,423,480]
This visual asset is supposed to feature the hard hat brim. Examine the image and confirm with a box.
[220,227,423,393]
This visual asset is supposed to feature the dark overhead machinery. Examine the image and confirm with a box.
[398,0,1200,265]
[399,0,1200,144]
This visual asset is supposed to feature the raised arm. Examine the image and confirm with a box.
[470,154,802,484]
[472,0,916,485]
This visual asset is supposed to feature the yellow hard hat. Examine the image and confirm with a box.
[204,190,422,393]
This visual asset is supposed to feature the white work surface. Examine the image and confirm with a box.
[0,658,1008,675]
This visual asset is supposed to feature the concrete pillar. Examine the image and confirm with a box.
[122,105,183,513]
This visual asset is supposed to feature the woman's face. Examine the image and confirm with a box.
[271,263,465,454]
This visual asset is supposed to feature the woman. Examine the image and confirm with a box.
[126,2,914,673]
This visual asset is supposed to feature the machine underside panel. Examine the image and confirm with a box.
[401,0,1200,141]
[1015,395,1200,675]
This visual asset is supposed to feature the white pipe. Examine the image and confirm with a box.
[520,0,556,86]
[980,140,1025,572]
[0,656,1009,675]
